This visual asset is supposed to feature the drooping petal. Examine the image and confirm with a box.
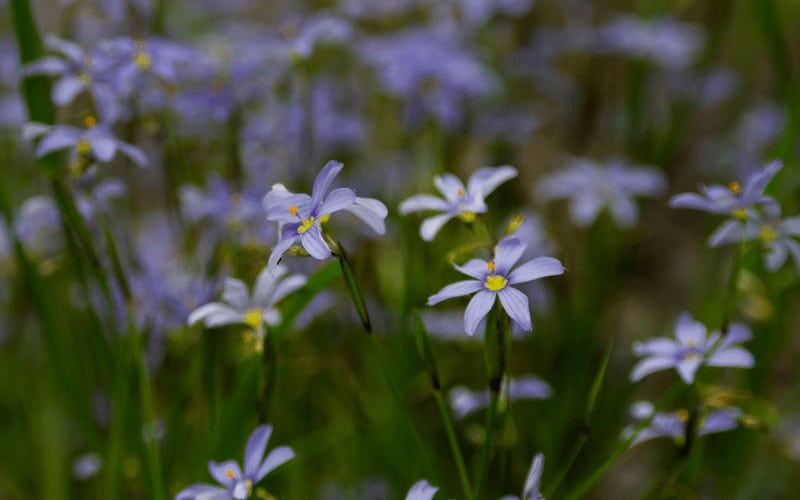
[707,347,754,368]
[86,134,118,162]
[427,280,483,305]
[676,357,702,384]
[267,227,300,274]
[493,237,527,274]
[35,127,79,156]
[222,278,250,310]
[116,142,148,167]
[174,483,231,500]
[317,187,356,216]
[23,56,70,76]
[718,323,752,347]
[208,460,241,488]
[630,357,676,382]
[742,160,782,202]
[187,303,242,327]
[311,160,344,207]
[779,216,800,236]
[668,192,713,211]
[708,219,746,247]
[609,195,638,228]
[454,258,489,279]
[343,197,388,234]
[419,213,456,241]
[466,165,518,197]
[243,425,272,478]
[699,408,742,435]
[633,338,678,356]
[764,241,788,271]
[299,225,333,260]
[254,446,295,482]
[464,290,496,335]
[569,194,603,226]
[53,75,86,105]
[398,194,450,214]
[44,35,85,62]
[498,287,532,332]
[434,173,466,202]
[406,479,439,500]
[508,257,564,285]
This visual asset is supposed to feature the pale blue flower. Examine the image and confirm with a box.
[187,265,307,338]
[670,160,782,246]
[631,313,754,384]
[427,237,564,335]
[262,160,387,274]
[449,375,551,419]
[500,452,545,500]
[175,424,294,500]
[399,166,517,241]
[623,401,742,447]
[709,210,800,273]
[405,479,438,500]
[23,121,147,168]
[536,158,666,228]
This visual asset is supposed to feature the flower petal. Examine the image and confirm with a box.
[493,237,527,274]
[464,290,496,336]
[267,227,300,274]
[187,303,241,327]
[427,280,482,305]
[311,160,344,207]
[208,460,240,488]
[708,219,747,248]
[419,213,456,241]
[668,192,712,211]
[175,484,231,500]
[299,225,333,260]
[742,160,782,202]
[498,287,532,332]
[53,75,86,105]
[508,376,551,400]
[343,197,388,234]
[244,425,272,478]
[522,453,545,500]
[254,446,295,482]
[398,194,450,214]
[630,357,676,382]
[454,258,489,279]
[633,338,678,356]
[676,357,702,384]
[35,127,79,157]
[271,274,308,304]
[467,165,518,197]
[707,347,754,368]
[317,187,356,216]
[674,313,706,346]
[508,257,564,285]
[434,173,466,202]
[222,278,250,310]
[406,479,439,500]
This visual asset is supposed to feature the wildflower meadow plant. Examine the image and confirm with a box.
[400,165,518,241]
[623,401,742,447]
[427,236,564,335]
[175,424,295,500]
[630,312,754,384]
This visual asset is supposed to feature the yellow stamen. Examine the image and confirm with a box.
[83,115,97,128]
[456,188,465,197]
[76,138,92,155]
[297,217,315,234]
[729,182,741,194]
[225,469,235,479]
[487,260,496,272]
[78,72,91,84]
[458,211,476,223]
[686,340,695,347]
[484,275,508,292]
[759,225,778,243]
[134,45,151,69]
[319,213,331,224]
[684,352,699,360]
[288,205,298,216]
[243,308,263,331]
[731,208,748,220]
[676,409,689,422]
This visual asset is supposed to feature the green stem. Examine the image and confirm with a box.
[475,305,505,498]
[433,390,473,500]
[474,389,499,499]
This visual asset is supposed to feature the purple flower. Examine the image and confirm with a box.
[427,237,564,335]
[500,452,545,500]
[536,158,666,228]
[623,401,742,447]
[631,312,754,384]
[399,165,517,241]
[449,375,551,419]
[710,209,800,273]
[670,160,782,246]
[175,424,294,500]
[23,119,147,169]
[262,161,387,274]
[405,479,439,500]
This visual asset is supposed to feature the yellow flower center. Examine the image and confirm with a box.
[684,352,699,360]
[243,308,263,331]
[456,188,465,197]
[458,211,476,223]
[225,469,235,479]
[731,208,748,220]
[484,274,508,292]
[78,72,91,84]
[83,115,97,128]
[76,138,92,155]
[759,225,778,243]
[298,216,315,234]
[134,49,151,69]
[728,182,741,194]
[288,205,298,216]
[686,340,695,347]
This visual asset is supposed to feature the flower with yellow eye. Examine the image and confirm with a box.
[262,160,387,274]
[399,165,518,241]
[175,424,294,500]
[631,312,754,384]
[623,401,742,448]
[187,265,307,341]
[427,237,564,335]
